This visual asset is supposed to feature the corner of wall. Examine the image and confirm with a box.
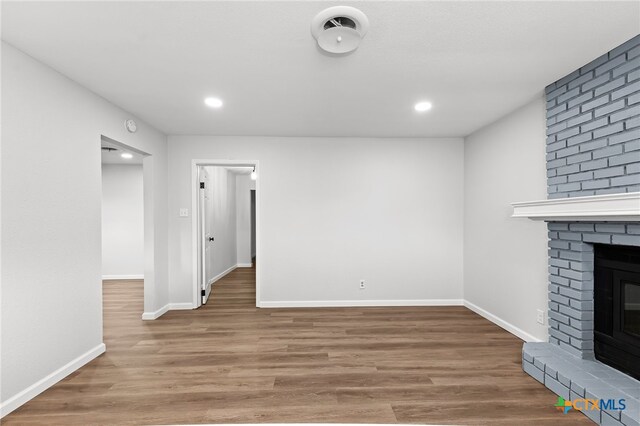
[462,94,548,343]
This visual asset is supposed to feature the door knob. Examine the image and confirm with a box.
[208,237,215,242]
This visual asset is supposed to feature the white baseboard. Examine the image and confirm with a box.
[463,300,542,343]
[102,274,144,280]
[142,302,195,320]
[169,302,194,310]
[259,299,541,343]
[237,263,253,268]
[0,343,106,418]
[141,304,170,320]
[143,263,244,321]
[145,297,540,344]
[259,299,464,308]
[207,264,238,286]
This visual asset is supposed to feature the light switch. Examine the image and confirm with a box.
[179,208,189,217]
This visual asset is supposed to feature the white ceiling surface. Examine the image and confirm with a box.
[101,141,144,165]
[203,165,253,175]
[223,166,254,175]
[3,1,639,138]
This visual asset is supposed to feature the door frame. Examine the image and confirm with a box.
[191,159,261,308]
[197,166,212,306]
[100,135,152,318]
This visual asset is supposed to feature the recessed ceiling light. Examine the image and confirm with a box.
[121,153,133,159]
[414,101,433,112]
[204,97,223,108]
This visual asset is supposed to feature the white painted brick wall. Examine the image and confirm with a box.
[546,35,640,198]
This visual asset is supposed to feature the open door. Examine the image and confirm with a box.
[198,166,213,305]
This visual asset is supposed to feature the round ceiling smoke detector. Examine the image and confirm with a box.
[311,6,369,54]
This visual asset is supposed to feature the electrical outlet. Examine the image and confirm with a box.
[536,309,545,325]
[179,208,189,217]
[359,280,365,289]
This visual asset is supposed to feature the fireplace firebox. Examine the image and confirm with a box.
[594,244,640,380]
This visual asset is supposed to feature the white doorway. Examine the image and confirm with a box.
[100,136,151,316]
[251,189,256,262]
[197,166,213,304]
[192,160,260,308]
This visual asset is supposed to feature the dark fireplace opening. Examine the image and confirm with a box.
[594,244,640,380]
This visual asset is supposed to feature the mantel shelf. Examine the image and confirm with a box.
[511,192,640,222]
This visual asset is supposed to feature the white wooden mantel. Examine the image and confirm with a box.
[511,192,640,222]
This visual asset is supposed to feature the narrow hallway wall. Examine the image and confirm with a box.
[102,164,144,278]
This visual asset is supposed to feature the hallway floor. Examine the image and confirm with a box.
[4,265,590,425]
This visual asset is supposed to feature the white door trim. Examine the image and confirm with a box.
[191,160,261,308]
[100,135,153,320]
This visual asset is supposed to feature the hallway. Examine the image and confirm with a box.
[3,265,589,425]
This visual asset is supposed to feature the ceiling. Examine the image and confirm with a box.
[3,1,639,138]
[224,166,254,175]
[101,140,144,165]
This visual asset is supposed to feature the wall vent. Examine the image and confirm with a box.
[323,17,356,30]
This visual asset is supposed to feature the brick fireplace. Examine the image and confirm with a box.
[514,35,640,425]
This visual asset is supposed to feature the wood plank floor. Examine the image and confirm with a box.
[4,263,591,425]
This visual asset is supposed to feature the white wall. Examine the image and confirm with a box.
[0,42,168,415]
[236,174,253,266]
[205,166,238,281]
[463,94,549,342]
[168,137,464,306]
[0,37,550,418]
[102,164,144,278]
